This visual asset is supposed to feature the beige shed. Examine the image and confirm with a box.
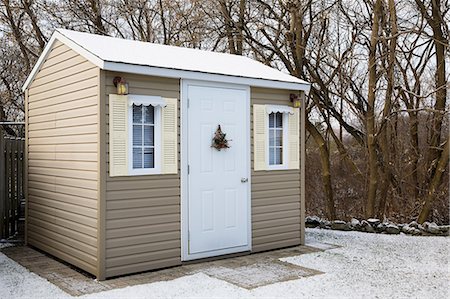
[22,29,310,280]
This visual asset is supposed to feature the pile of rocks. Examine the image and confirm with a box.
[305,216,450,236]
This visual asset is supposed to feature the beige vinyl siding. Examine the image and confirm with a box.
[250,87,302,252]
[103,72,181,278]
[26,40,99,276]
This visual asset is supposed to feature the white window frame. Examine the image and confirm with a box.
[128,102,162,175]
[266,111,289,170]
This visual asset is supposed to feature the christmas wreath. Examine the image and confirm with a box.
[211,125,231,151]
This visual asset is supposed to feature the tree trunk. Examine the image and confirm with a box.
[306,119,336,220]
[219,0,237,54]
[377,0,398,219]
[365,0,382,218]
[414,0,448,185]
[417,140,449,223]
[236,0,245,55]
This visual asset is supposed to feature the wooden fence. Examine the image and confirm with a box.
[0,133,25,240]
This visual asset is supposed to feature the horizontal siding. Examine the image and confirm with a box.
[104,71,181,278]
[251,87,301,252]
[27,41,99,276]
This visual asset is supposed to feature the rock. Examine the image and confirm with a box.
[385,224,400,234]
[365,225,375,233]
[350,218,362,231]
[409,221,419,229]
[306,216,321,228]
[418,224,426,232]
[426,222,441,235]
[320,220,332,228]
[367,218,381,226]
[439,225,450,235]
[361,220,375,233]
[402,226,422,235]
[331,220,351,231]
[376,223,386,233]
[411,228,422,235]
[402,225,414,234]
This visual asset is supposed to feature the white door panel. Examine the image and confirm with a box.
[187,84,250,258]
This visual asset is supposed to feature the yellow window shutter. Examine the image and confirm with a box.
[253,104,267,171]
[109,95,129,177]
[288,107,300,169]
[161,98,178,174]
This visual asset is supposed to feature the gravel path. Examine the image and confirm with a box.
[1,229,448,298]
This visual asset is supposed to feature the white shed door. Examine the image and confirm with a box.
[187,83,250,259]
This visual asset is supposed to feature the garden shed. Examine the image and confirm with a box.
[22,29,310,280]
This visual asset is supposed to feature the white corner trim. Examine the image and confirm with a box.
[22,30,105,92]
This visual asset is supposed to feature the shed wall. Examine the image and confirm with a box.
[103,72,181,278]
[250,87,302,252]
[102,79,301,277]
[26,41,99,275]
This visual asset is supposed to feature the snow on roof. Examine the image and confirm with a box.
[22,29,310,91]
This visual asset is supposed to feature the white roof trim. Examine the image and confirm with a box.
[22,31,105,92]
[128,95,166,107]
[266,105,294,115]
[104,61,310,91]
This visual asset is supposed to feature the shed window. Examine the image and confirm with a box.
[253,104,299,171]
[128,100,162,175]
[109,94,178,177]
[266,106,290,170]
[268,112,285,166]
[132,105,155,169]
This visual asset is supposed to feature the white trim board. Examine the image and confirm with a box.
[180,79,252,261]
[104,61,310,91]
[22,31,105,92]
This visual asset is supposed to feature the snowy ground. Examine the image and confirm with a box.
[1,229,449,298]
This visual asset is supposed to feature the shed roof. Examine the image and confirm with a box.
[22,29,310,92]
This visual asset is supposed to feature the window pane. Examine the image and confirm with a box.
[269,113,275,128]
[275,112,283,128]
[276,130,283,146]
[269,130,275,147]
[276,148,283,164]
[144,126,154,146]
[133,125,142,146]
[133,105,142,123]
[269,147,275,165]
[144,105,154,124]
[143,148,154,168]
[133,147,142,169]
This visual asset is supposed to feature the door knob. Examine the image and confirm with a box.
[241,178,248,183]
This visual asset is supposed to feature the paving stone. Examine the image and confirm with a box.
[1,243,329,295]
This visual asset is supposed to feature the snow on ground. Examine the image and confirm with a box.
[0,243,67,298]
[1,229,449,299]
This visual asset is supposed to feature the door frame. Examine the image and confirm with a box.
[180,79,252,261]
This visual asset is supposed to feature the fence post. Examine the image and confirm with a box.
[0,130,5,239]
[5,137,11,237]
[12,138,18,235]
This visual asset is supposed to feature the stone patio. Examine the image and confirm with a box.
[1,243,335,296]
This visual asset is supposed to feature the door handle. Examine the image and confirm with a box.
[241,178,248,183]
